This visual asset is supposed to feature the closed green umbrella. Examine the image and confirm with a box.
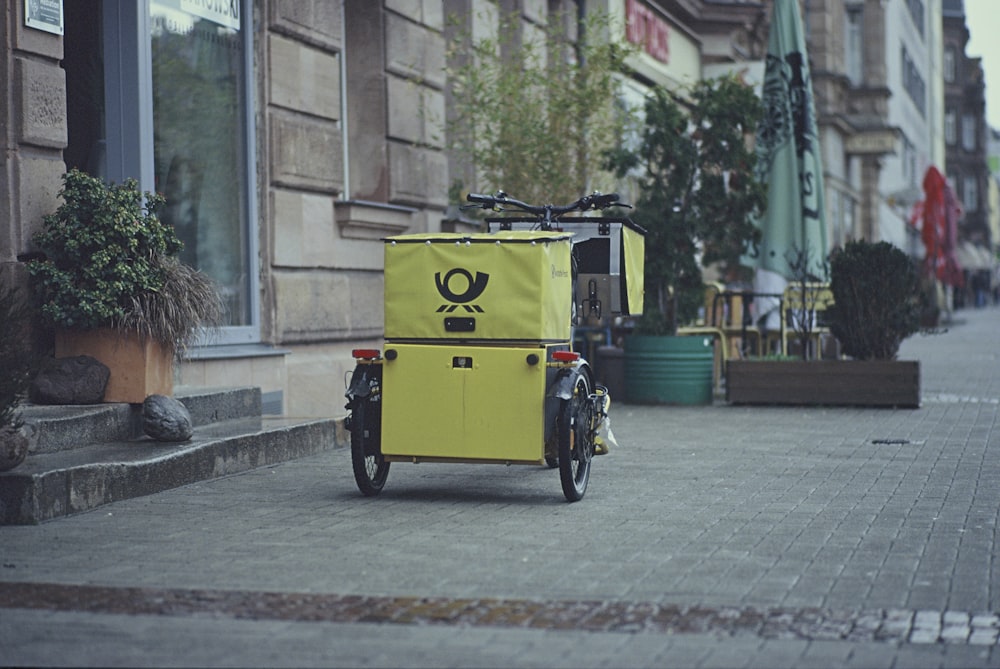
[750,0,828,283]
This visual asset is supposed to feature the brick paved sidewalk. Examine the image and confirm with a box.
[2,307,999,668]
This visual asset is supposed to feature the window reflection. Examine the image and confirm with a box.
[150,1,249,326]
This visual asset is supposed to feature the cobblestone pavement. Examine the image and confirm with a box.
[2,307,1000,668]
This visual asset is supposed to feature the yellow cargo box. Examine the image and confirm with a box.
[380,343,564,463]
[384,231,573,341]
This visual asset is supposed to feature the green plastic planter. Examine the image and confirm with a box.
[624,334,715,405]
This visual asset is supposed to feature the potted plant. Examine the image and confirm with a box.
[0,279,36,471]
[28,169,221,404]
[606,76,766,404]
[726,240,921,407]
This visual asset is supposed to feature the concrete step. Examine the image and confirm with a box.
[21,387,265,455]
[0,387,345,525]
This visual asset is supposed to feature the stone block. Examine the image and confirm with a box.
[386,75,424,145]
[271,188,337,268]
[385,0,422,23]
[270,190,394,271]
[387,77,444,148]
[469,0,499,41]
[388,143,449,208]
[268,0,342,50]
[14,155,65,257]
[423,0,444,30]
[12,2,64,60]
[16,57,67,148]
[385,13,446,88]
[273,270,347,341]
[387,0,444,30]
[523,0,547,24]
[269,111,343,192]
[284,340,378,418]
[347,270,387,334]
[273,270,384,342]
[269,35,340,120]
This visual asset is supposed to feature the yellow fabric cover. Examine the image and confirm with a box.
[384,232,573,341]
[622,225,645,315]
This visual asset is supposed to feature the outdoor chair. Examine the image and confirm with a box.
[779,283,836,358]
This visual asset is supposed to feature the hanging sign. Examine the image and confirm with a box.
[845,129,898,155]
[24,0,63,35]
[625,0,670,64]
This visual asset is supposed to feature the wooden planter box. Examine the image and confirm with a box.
[55,328,173,404]
[726,359,920,408]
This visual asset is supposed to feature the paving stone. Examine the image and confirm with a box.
[971,614,1000,629]
[914,610,943,628]
[940,625,971,643]
[909,628,941,644]
[967,629,998,645]
[944,610,971,626]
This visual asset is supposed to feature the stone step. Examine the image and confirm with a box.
[0,414,344,525]
[21,387,265,455]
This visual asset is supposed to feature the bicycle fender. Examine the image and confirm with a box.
[345,364,380,402]
[547,363,590,401]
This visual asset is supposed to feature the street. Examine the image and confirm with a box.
[2,307,1000,668]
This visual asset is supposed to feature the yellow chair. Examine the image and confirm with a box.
[677,283,727,394]
[677,283,762,394]
[780,283,835,358]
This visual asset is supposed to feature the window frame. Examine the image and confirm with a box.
[102,1,260,346]
[962,113,977,152]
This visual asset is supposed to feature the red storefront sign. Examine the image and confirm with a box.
[625,0,670,64]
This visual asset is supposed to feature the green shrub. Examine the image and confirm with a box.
[27,169,220,351]
[828,240,920,360]
[29,169,180,330]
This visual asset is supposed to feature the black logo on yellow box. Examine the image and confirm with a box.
[435,268,489,313]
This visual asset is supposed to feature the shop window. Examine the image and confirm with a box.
[69,1,260,345]
[150,1,255,333]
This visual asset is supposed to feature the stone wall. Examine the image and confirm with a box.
[0,3,66,290]
[260,1,451,415]
[263,1,448,351]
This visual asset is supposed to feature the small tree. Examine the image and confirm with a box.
[828,240,920,360]
[784,245,830,360]
[444,8,633,205]
[607,76,766,334]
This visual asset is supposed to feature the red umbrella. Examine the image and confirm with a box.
[910,166,963,287]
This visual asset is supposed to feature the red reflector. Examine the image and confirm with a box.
[352,349,381,360]
[552,351,580,362]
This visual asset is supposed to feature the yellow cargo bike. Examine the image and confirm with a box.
[344,192,644,502]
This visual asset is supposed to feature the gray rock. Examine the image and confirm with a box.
[142,394,193,442]
[30,355,110,405]
[0,424,32,472]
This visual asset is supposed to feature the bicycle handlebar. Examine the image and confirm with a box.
[464,191,630,219]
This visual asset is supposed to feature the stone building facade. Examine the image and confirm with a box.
[805,0,944,254]
[942,0,990,248]
[2,0,773,417]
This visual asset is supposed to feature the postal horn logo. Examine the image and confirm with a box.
[435,268,489,313]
